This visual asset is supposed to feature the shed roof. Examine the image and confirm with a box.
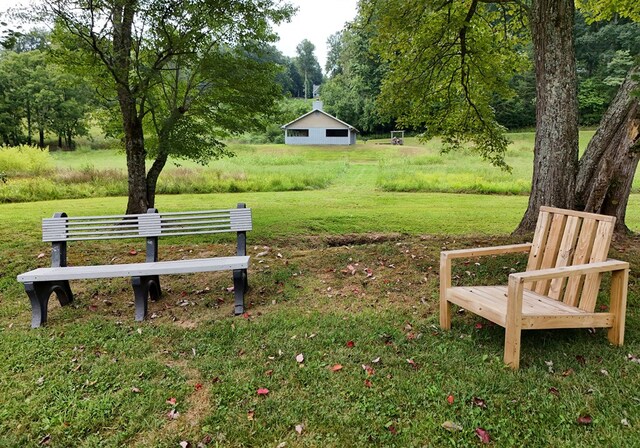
[281,109,359,133]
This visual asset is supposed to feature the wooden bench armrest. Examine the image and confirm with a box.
[509,259,629,283]
[441,243,532,260]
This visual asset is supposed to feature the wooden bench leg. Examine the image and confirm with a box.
[132,276,161,322]
[233,269,246,315]
[439,254,452,330]
[608,268,628,346]
[504,326,522,370]
[24,281,74,328]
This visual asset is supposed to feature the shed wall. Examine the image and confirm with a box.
[285,128,353,145]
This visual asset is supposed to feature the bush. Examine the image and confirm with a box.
[0,145,54,176]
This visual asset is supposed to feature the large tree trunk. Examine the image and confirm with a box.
[576,68,640,232]
[515,0,579,233]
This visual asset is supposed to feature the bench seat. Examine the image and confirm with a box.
[18,256,249,282]
[447,286,614,329]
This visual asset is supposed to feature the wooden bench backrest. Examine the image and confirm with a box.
[525,206,615,312]
[42,207,252,242]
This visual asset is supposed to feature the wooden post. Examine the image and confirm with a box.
[607,267,628,346]
[439,253,452,330]
[504,275,524,369]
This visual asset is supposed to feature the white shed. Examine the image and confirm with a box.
[281,101,358,146]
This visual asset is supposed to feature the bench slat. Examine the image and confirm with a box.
[17,256,250,282]
[42,208,252,241]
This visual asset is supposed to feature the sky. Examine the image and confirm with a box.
[0,0,360,73]
[274,0,359,71]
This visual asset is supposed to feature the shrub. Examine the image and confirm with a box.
[0,145,54,176]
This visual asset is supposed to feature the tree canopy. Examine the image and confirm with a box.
[36,0,294,213]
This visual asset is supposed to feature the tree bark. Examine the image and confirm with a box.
[516,0,579,233]
[113,1,149,215]
[576,68,640,232]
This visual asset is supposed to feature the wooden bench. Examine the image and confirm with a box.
[17,204,252,328]
[440,206,629,369]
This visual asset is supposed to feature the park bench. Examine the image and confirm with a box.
[17,204,251,328]
[440,206,629,369]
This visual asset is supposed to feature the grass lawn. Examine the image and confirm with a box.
[1,132,640,446]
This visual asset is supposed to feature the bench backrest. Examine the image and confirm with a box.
[42,207,252,242]
[525,206,615,312]
[42,204,251,267]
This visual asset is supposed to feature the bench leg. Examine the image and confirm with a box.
[132,276,161,322]
[25,281,74,328]
[233,269,246,315]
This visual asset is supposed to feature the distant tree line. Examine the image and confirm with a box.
[321,10,640,133]
[0,29,92,148]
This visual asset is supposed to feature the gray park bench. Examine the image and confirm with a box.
[17,204,251,328]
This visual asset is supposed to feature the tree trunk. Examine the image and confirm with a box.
[113,1,149,215]
[146,147,169,209]
[39,128,44,148]
[576,68,640,232]
[120,93,148,215]
[515,0,579,233]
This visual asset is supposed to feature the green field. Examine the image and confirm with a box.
[1,133,640,447]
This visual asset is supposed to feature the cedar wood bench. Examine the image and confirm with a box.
[17,204,251,327]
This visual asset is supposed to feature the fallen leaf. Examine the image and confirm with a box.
[472,397,487,409]
[447,394,454,405]
[194,383,203,391]
[128,249,137,256]
[179,442,191,448]
[37,253,46,259]
[166,397,177,405]
[39,434,51,445]
[296,353,304,363]
[361,364,375,376]
[600,369,609,376]
[475,323,483,329]
[346,340,355,348]
[577,415,593,425]
[442,421,463,432]
[242,312,250,319]
[627,354,640,364]
[331,364,343,372]
[167,409,180,420]
[406,359,418,369]
[372,357,381,364]
[257,388,270,396]
[295,424,304,435]
[247,410,255,421]
[576,355,586,366]
[387,424,398,435]
[264,370,273,377]
[549,387,560,396]
[475,427,491,444]
[276,443,286,448]
[364,379,373,388]
[131,387,141,393]
[365,268,373,277]
[621,418,630,427]
[562,368,574,377]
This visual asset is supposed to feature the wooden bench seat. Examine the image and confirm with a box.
[440,206,629,369]
[17,204,252,328]
[447,285,614,329]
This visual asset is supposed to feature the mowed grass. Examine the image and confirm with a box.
[1,131,640,446]
[1,200,640,446]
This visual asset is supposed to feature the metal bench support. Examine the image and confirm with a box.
[24,280,74,328]
[132,275,162,321]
